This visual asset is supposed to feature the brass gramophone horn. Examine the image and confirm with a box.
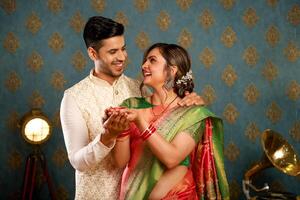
[243,129,300,199]
[261,129,300,176]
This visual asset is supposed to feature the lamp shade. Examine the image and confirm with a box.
[20,109,52,145]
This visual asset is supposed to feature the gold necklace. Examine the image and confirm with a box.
[151,95,178,118]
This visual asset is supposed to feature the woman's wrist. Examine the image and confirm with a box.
[135,117,148,131]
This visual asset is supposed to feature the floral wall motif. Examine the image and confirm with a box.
[0,0,299,199]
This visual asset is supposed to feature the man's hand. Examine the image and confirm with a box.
[101,110,130,147]
[104,112,130,136]
[177,92,206,106]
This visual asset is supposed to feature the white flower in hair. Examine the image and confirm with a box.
[176,69,193,85]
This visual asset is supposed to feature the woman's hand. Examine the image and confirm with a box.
[124,109,139,122]
[105,106,126,118]
[105,107,138,122]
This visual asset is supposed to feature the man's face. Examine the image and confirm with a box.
[94,35,127,80]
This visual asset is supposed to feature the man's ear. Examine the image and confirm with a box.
[87,47,98,61]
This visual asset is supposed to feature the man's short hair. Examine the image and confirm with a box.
[83,16,124,50]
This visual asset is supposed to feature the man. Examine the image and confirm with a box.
[60,16,204,199]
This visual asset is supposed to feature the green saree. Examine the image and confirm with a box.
[119,97,229,200]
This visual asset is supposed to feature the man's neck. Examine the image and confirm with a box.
[93,69,120,85]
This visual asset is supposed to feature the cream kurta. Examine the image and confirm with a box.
[60,70,140,199]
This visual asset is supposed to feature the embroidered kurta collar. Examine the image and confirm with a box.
[89,69,125,87]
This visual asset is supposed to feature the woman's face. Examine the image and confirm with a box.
[142,48,168,88]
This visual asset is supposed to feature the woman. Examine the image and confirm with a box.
[110,43,229,199]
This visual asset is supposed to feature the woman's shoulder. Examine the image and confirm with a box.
[187,105,212,112]
[171,105,222,130]
[180,105,219,119]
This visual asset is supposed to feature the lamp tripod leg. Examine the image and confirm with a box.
[40,153,57,200]
[22,151,57,200]
[22,154,38,200]
[29,156,38,199]
[22,155,32,199]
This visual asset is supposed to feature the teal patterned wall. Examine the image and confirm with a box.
[1,0,300,199]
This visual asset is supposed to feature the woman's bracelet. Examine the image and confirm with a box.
[140,123,157,141]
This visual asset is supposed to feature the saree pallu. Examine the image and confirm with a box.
[120,98,229,200]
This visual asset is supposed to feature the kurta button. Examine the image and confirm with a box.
[115,90,118,95]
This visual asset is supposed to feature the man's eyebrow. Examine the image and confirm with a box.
[107,48,118,52]
[107,44,126,52]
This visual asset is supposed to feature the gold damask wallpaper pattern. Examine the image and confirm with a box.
[1,0,300,199]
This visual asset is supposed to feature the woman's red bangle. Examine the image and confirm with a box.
[140,123,156,141]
